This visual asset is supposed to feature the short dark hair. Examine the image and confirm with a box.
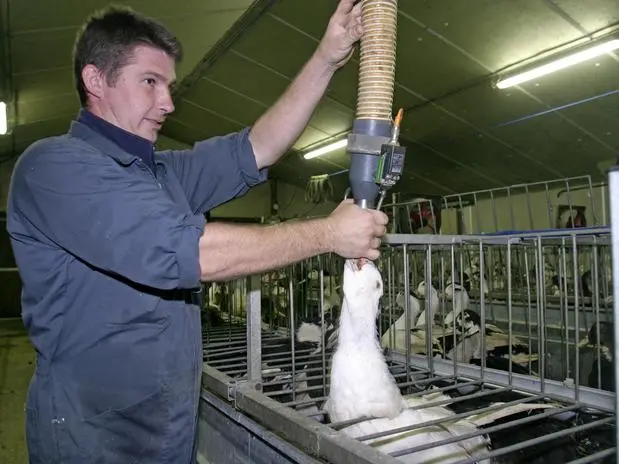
[73,5,183,106]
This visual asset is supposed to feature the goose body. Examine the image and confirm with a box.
[381,292,421,350]
[414,281,439,326]
[451,310,538,373]
[443,283,470,326]
[326,259,490,463]
[383,288,447,357]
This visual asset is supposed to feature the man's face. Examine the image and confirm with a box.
[90,45,176,142]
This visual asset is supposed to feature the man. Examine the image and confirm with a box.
[6,1,388,463]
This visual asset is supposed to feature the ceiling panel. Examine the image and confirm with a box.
[162,118,211,145]
[172,99,244,139]
[179,83,352,152]
[204,51,290,107]
[557,90,619,149]
[183,77,267,127]
[156,134,191,151]
[291,126,331,152]
[399,0,584,70]
[411,135,517,189]
[396,175,451,196]
[450,134,560,186]
[306,101,353,137]
[436,83,545,130]
[515,52,619,109]
[165,10,254,80]
[400,103,477,142]
[268,0,336,42]
[402,139,482,186]
[269,162,307,187]
[489,113,618,176]
[11,29,77,75]
[322,59,360,109]
[18,95,78,125]
[394,15,488,99]
[392,82,427,113]
[10,5,252,78]
[231,14,320,80]
[407,166,481,194]
[15,68,75,103]
[10,0,252,33]
[10,0,123,31]
[552,0,619,31]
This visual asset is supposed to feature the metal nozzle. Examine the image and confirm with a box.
[347,0,401,209]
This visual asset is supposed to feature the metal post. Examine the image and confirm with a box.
[246,274,263,390]
[606,166,619,464]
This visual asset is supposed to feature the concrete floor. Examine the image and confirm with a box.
[0,318,34,464]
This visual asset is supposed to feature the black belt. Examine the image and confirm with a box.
[157,286,204,307]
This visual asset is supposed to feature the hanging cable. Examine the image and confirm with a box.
[304,169,349,204]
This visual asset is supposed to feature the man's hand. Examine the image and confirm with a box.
[325,199,389,260]
[315,0,363,71]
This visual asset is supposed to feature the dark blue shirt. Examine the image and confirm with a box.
[78,109,156,174]
[6,118,268,462]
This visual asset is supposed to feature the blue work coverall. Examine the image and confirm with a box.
[6,113,267,463]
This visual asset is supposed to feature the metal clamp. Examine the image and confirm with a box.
[226,380,243,403]
[227,379,263,408]
[347,133,391,156]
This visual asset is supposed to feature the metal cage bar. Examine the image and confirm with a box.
[199,223,616,463]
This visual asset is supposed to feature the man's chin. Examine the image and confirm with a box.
[139,129,158,143]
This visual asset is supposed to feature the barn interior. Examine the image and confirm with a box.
[0,1,618,463]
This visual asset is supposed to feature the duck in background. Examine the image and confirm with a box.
[413,280,440,326]
[442,282,470,326]
[578,320,614,392]
[448,309,538,374]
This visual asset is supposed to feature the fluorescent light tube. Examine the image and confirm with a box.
[496,39,619,89]
[303,138,347,160]
[0,102,6,135]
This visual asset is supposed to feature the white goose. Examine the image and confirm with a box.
[382,292,445,358]
[381,292,421,350]
[325,259,491,463]
[414,280,439,327]
[443,282,470,326]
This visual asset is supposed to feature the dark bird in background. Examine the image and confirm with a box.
[579,321,614,392]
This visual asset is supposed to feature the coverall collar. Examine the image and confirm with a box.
[69,109,157,168]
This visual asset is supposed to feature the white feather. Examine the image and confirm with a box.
[414,281,439,326]
[326,260,490,463]
[382,293,421,349]
[443,284,470,326]
[446,332,483,363]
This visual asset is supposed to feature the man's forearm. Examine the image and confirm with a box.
[198,218,334,282]
[249,52,336,169]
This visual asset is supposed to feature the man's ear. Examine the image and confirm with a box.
[81,64,105,100]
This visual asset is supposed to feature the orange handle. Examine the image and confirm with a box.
[394,108,404,127]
